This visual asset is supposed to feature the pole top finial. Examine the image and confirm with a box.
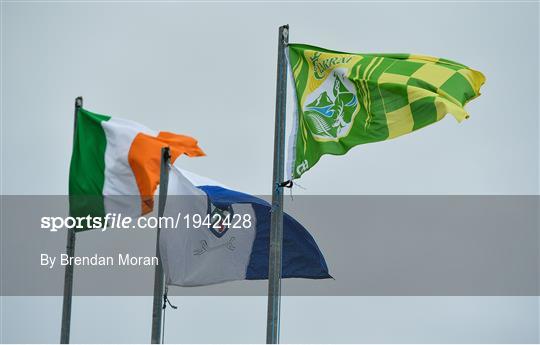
[281,25,289,44]
[75,96,83,108]
[161,146,171,160]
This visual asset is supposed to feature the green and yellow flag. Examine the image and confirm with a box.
[287,44,485,179]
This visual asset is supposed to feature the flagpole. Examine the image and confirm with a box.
[151,147,171,344]
[60,96,83,344]
[266,24,289,344]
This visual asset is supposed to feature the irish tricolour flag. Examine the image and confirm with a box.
[69,108,205,223]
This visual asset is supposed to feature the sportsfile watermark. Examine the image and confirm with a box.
[40,212,253,232]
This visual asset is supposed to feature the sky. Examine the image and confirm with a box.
[1,1,539,343]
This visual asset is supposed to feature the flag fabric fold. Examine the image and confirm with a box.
[159,166,331,287]
[287,44,486,179]
[69,108,205,223]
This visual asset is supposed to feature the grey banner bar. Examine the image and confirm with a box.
[1,195,538,296]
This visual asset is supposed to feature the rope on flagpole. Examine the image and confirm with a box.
[161,285,178,344]
[161,293,166,344]
[276,180,294,200]
[277,180,293,189]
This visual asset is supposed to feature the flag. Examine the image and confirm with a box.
[69,108,205,223]
[287,44,486,179]
[159,166,330,286]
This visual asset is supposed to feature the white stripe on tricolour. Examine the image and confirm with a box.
[101,117,158,217]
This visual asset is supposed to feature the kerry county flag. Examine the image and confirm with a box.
[287,44,485,179]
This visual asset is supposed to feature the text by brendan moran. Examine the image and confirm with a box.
[40,253,158,269]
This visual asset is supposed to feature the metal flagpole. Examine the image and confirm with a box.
[60,96,83,344]
[151,147,171,344]
[266,24,289,344]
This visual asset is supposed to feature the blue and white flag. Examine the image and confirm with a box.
[159,165,330,287]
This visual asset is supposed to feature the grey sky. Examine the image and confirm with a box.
[1,1,538,343]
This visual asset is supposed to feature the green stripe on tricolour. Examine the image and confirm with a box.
[68,108,111,222]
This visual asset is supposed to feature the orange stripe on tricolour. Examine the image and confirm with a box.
[128,131,205,215]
